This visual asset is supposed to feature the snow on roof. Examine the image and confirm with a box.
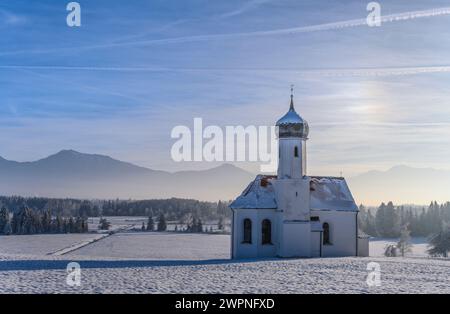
[230,175,358,212]
[310,176,358,212]
[229,175,277,209]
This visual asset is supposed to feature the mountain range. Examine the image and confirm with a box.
[0,150,254,201]
[0,150,449,205]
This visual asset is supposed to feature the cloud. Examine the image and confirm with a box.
[0,9,27,26]
[1,6,450,56]
[2,65,450,78]
[218,0,271,19]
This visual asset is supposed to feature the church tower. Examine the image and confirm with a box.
[276,87,309,179]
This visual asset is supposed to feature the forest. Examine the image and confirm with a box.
[358,201,450,237]
[1,195,449,238]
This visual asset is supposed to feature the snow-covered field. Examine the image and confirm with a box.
[0,233,448,294]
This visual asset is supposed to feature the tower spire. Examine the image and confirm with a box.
[290,84,294,110]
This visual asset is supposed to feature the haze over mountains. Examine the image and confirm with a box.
[0,150,448,205]
[0,150,253,201]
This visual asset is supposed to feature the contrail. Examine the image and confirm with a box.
[60,6,450,47]
[0,6,449,56]
[1,65,450,78]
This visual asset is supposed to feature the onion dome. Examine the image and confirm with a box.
[276,90,309,139]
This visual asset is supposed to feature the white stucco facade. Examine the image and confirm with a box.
[230,92,368,259]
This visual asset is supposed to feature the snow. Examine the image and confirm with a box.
[66,232,230,260]
[231,175,358,212]
[0,233,103,256]
[0,233,448,293]
[230,175,277,209]
[310,177,358,212]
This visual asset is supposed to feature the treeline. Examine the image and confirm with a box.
[0,206,88,235]
[102,199,230,221]
[139,215,225,233]
[359,201,450,237]
[0,196,231,222]
[0,196,101,217]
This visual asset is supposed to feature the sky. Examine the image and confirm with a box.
[1,0,450,177]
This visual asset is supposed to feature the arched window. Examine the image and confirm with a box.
[262,219,272,245]
[323,222,331,245]
[294,146,299,157]
[243,219,252,244]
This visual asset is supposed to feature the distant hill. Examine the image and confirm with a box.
[0,150,254,201]
[347,165,450,206]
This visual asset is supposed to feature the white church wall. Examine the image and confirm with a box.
[357,237,369,257]
[279,221,311,257]
[312,210,357,257]
[232,208,278,259]
[278,138,306,179]
[310,231,322,257]
[273,178,310,221]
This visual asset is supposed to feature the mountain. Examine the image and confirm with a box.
[1,151,448,204]
[0,150,254,201]
[347,165,450,206]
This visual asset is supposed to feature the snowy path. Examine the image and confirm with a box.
[48,233,110,256]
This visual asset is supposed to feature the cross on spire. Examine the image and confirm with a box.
[290,84,294,110]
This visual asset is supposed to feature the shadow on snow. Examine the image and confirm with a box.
[0,257,281,271]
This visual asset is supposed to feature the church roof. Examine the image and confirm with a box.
[276,106,305,126]
[275,94,306,126]
[310,176,359,212]
[230,175,358,212]
[229,175,277,209]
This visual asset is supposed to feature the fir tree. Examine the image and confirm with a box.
[197,218,203,233]
[397,224,413,257]
[98,218,111,230]
[3,220,12,235]
[146,216,154,231]
[157,214,167,231]
[0,206,9,234]
[218,217,224,230]
[427,223,450,258]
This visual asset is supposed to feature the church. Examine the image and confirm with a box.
[230,91,369,259]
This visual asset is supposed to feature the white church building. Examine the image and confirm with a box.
[230,91,369,259]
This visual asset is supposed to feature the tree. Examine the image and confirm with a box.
[0,207,9,234]
[397,224,413,257]
[3,220,12,235]
[375,202,400,237]
[157,214,167,231]
[427,224,450,258]
[41,209,52,233]
[98,218,111,230]
[218,217,224,231]
[146,216,154,231]
[67,217,75,233]
[197,218,203,233]
[375,202,387,237]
